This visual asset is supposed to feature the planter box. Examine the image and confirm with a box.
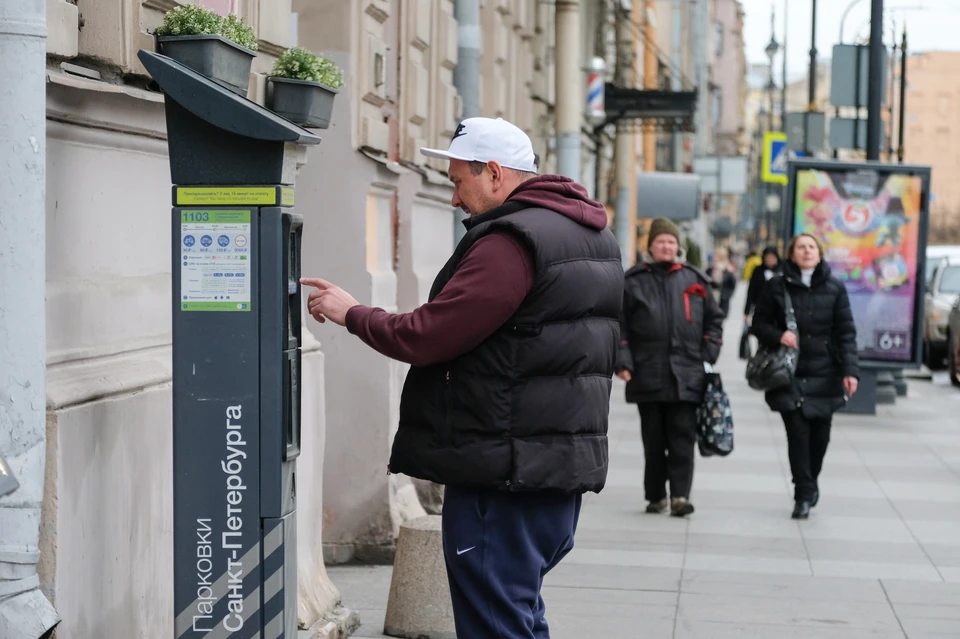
[267,77,338,129]
[157,34,255,96]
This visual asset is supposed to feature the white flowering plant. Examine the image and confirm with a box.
[271,47,344,89]
[156,4,258,52]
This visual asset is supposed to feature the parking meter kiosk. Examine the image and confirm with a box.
[137,50,320,639]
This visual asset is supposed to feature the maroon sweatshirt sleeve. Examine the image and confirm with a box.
[345,232,534,367]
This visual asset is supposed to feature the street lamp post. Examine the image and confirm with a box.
[806,0,818,155]
[781,1,788,130]
[755,106,766,240]
[765,9,779,133]
[764,8,779,241]
[866,0,884,160]
[898,27,907,163]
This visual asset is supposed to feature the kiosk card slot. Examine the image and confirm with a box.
[283,347,301,461]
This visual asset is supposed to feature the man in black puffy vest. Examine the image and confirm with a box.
[301,117,623,638]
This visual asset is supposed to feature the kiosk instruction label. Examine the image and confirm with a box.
[181,210,252,311]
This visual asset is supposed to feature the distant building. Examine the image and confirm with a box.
[711,0,748,158]
[900,51,960,241]
[701,0,748,241]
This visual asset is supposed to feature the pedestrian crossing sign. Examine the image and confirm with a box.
[762,132,789,185]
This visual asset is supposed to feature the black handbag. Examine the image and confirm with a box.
[745,282,799,392]
[738,323,751,360]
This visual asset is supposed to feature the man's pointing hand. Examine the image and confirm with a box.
[301,277,360,326]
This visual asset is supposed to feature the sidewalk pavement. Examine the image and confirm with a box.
[328,288,960,638]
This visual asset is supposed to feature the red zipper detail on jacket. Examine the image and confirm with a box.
[684,293,691,322]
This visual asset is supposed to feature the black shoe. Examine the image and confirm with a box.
[792,500,811,519]
[811,489,820,507]
[645,498,669,514]
[670,497,695,517]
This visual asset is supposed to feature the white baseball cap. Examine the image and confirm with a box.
[420,117,538,173]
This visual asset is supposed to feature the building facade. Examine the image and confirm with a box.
[702,0,747,247]
[710,0,747,157]
[39,0,350,636]
[900,51,960,241]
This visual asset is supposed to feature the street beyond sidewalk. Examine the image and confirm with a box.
[328,289,960,639]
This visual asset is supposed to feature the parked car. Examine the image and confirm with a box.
[924,256,960,369]
[946,299,960,387]
[925,245,960,283]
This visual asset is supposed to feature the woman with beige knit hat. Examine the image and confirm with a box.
[616,218,725,516]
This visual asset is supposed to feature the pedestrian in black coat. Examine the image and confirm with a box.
[744,246,781,318]
[616,218,725,517]
[750,233,860,520]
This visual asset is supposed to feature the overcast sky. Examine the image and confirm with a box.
[741,0,960,81]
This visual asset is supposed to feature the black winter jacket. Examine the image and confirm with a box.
[744,264,781,315]
[617,262,725,404]
[389,205,624,494]
[750,260,860,419]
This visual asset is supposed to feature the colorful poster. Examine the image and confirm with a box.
[792,168,924,362]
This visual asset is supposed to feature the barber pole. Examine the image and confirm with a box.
[587,56,606,125]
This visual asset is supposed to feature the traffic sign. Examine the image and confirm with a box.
[761,132,789,185]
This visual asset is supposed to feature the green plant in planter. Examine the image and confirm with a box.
[271,47,344,89]
[156,4,258,52]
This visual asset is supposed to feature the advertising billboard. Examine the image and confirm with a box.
[782,160,931,367]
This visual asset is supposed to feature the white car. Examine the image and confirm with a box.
[924,253,960,369]
[926,245,960,282]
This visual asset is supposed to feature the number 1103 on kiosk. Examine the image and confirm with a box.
[182,211,210,223]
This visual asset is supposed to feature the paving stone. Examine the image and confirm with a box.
[684,532,809,559]
[566,547,686,569]
[548,612,676,639]
[684,552,813,576]
[685,512,803,540]
[881,579,960,605]
[904,520,960,546]
[881,481,960,504]
[541,585,679,607]
[811,559,942,582]
[545,563,682,592]
[676,592,902,629]
[804,538,933,564]
[799,515,919,544]
[936,567,960,582]
[674,620,907,639]
[681,571,889,602]
[896,607,960,636]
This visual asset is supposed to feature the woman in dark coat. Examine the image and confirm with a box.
[744,246,781,318]
[616,218,725,517]
[750,233,859,519]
